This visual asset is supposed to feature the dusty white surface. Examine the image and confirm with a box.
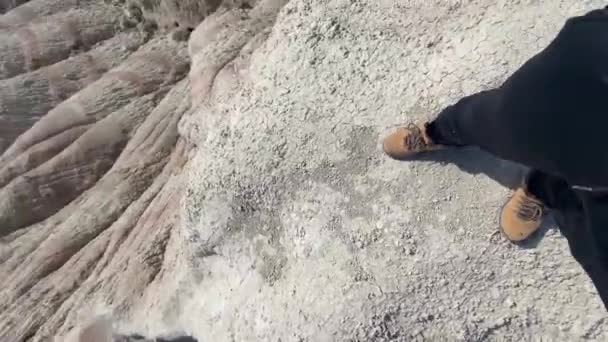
[176,0,608,340]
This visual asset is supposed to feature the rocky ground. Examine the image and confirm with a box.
[0,0,607,341]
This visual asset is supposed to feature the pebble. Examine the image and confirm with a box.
[494,317,507,326]
[418,313,435,322]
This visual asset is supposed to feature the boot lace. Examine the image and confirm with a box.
[516,196,543,222]
[404,123,427,151]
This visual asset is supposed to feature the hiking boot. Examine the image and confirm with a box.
[383,123,442,159]
[499,188,545,242]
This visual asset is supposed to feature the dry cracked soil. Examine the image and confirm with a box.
[0,0,607,341]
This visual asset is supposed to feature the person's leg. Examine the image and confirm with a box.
[495,168,608,308]
[425,89,503,148]
[382,88,504,159]
[557,192,608,309]
[521,171,608,309]
[525,169,580,211]
[387,6,608,178]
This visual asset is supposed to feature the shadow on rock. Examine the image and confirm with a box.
[413,146,527,190]
[405,146,557,248]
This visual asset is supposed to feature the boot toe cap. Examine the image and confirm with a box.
[383,128,410,159]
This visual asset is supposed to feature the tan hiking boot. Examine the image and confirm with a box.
[383,123,442,159]
[499,188,545,242]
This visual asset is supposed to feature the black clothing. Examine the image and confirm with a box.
[426,7,608,309]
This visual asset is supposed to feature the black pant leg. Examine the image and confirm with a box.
[425,89,503,148]
[525,169,580,211]
[565,194,608,310]
[522,170,608,309]
[527,171,608,309]
[551,206,608,310]
[426,8,608,186]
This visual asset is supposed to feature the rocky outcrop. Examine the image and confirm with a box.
[0,0,276,340]
[1,0,608,341]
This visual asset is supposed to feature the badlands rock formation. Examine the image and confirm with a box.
[0,0,607,341]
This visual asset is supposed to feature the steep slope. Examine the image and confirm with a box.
[0,0,607,341]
